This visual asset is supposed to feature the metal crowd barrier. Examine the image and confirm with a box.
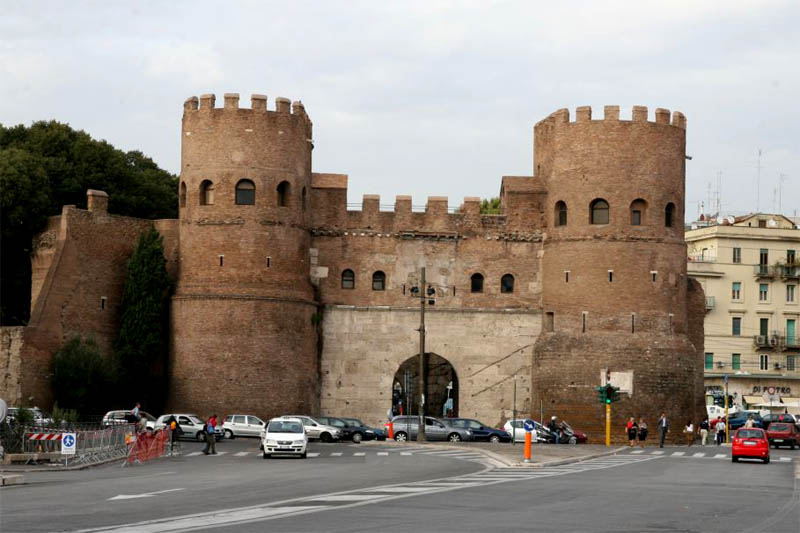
[22,424,137,466]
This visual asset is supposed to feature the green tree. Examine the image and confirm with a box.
[480,197,502,214]
[114,227,172,412]
[0,121,178,325]
[51,336,117,415]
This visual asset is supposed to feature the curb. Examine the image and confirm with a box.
[524,446,629,467]
[0,454,125,473]
[1,474,24,486]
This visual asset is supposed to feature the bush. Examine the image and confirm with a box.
[51,336,117,415]
[50,403,80,428]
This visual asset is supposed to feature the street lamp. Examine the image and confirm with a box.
[409,267,435,441]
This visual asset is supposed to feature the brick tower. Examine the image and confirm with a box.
[532,106,705,442]
[170,93,319,418]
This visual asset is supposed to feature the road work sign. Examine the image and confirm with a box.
[61,433,76,455]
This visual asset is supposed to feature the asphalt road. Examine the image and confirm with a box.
[1,439,797,533]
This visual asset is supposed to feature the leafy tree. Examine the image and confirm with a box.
[51,336,117,415]
[480,197,502,214]
[0,121,178,325]
[114,227,172,413]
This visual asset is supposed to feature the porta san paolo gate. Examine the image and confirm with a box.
[2,92,706,442]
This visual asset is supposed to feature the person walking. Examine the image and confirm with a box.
[638,418,648,448]
[166,414,181,454]
[715,417,726,445]
[657,412,669,448]
[683,421,694,447]
[626,417,638,447]
[132,402,141,421]
[744,415,755,428]
[203,414,218,455]
[699,417,709,446]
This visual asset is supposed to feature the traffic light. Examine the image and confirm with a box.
[595,385,607,404]
[604,384,620,403]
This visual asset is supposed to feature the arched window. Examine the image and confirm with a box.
[341,269,355,289]
[302,187,307,210]
[235,179,255,205]
[630,199,647,226]
[277,181,290,207]
[199,180,215,206]
[179,182,186,208]
[501,274,515,294]
[372,271,386,291]
[555,201,567,226]
[665,202,675,227]
[590,198,609,224]
[470,273,484,293]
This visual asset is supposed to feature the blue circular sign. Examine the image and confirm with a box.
[523,419,535,432]
[63,434,75,447]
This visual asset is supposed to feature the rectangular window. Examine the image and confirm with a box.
[787,356,796,371]
[608,270,613,283]
[100,296,107,310]
[733,247,741,264]
[651,271,658,282]
[545,312,554,332]
[759,219,767,228]
[731,282,741,300]
[732,353,741,370]
[760,248,769,265]
[759,283,768,301]
[704,353,713,370]
[266,257,271,268]
[760,354,769,371]
[632,210,642,225]
[759,318,769,336]
[564,271,570,283]
[732,317,741,336]
[788,285,796,303]
[631,313,636,334]
[582,311,587,333]
[788,250,796,264]
[219,255,224,267]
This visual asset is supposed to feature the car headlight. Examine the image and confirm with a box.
[266,439,277,445]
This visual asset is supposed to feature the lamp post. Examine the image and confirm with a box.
[410,267,435,442]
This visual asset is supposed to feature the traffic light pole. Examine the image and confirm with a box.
[417,267,426,442]
[605,403,611,447]
[724,378,729,444]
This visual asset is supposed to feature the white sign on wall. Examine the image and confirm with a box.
[600,370,634,394]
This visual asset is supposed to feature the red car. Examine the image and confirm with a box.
[731,428,770,463]
[765,422,799,449]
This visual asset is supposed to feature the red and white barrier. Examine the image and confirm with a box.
[27,432,63,441]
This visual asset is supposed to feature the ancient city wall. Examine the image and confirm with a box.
[0,327,24,405]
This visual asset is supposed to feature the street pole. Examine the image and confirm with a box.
[512,374,517,446]
[724,378,729,444]
[605,403,611,447]
[418,267,426,442]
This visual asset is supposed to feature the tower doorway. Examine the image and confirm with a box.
[391,353,458,419]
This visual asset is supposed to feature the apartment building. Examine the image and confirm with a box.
[686,213,800,412]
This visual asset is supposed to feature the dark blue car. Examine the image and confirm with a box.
[444,418,511,443]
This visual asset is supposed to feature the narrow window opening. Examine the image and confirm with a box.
[341,269,355,289]
[665,203,675,227]
[651,271,658,282]
[733,247,741,264]
[631,313,636,334]
[555,201,567,226]
[501,274,515,294]
[630,199,647,226]
[235,179,256,205]
[590,199,610,225]
[302,186,307,211]
[179,182,187,208]
[372,271,386,291]
[564,271,570,283]
[266,256,271,268]
[470,273,484,293]
[608,270,614,283]
[200,180,215,206]
[582,311,588,333]
[100,296,107,310]
[668,313,674,334]
[452,286,456,296]
[219,255,224,267]
[545,312,554,332]
[277,181,290,207]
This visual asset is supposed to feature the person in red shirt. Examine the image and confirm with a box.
[626,417,638,447]
[203,414,218,455]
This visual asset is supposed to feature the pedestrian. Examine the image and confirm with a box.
[638,418,648,448]
[132,402,141,421]
[715,417,726,445]
[744,415,755,428]
[657,412,669,448]
[683,420,694,446]
[699,417,709,446]
[626,417,638,447]
[203,414,218,455]
[166,414,181,453]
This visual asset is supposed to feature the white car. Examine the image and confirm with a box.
[278,415,342,442]
[503,418,545,443]
[262,417,308,458]
[222,414,265,439]
[155,413,224,442]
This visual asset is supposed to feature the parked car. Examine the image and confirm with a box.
[339,417,386,442]
[6,407,53,426]
[262,417,308,459]
[761,413,798,429]
[154,414,224,442]
[221,414,265,439]
[727,412,764,431]
[765,422,799,449]
[315,416,355,441]
[102,410,156,430]
[391,416,472,442]
[277,415,341,442]
[503,419,550,443]
[444,418,511,443]
[732,428,770,463]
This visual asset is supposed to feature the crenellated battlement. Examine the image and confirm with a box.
[183,93,309,120]
[535,105,686,130]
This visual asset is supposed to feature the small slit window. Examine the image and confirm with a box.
[470,273,484,293]
[235,179,255,205]
[665,202,675,227]
[630,199,647,225]
[372,271,386,291]
[277,181,290,207]
[582,311,588,333]
[651,271,658,282]
[100,296,107,310]
[565,271,570,283]
[218,255,224,267]
[302,187,307,210]
[590,199,609,224]
[555,201,567,226]
[545,312,554,332]
[501,274,515,294]
[342,269,355,289]
[179,182,187,208]
[200,180,215,206]
[608,270,614,282]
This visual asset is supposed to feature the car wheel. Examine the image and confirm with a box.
[395,432,408,442]
[763,457,770,464]
[263,452,269,459]
[489,434,500,443]
[791,441,796,450]
[732,456,738,462]
[196,432,206,442]
[320,432,332,443]
[448,433,462,443]
[225,430,234,440]
[569,436,578,445]
[300,451,307,459]
[352,432,363,444]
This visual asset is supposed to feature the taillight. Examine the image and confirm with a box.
[733,439,741,445]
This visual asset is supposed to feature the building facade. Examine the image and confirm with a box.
[1,94,706,441]
[686,214,800,412]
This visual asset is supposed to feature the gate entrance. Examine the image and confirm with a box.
[391,353,458,419]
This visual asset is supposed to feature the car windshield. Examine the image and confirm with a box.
[342,418,364,426]
[326,418,347,427]
[188,416,203,424]
[769,423,790,431]
[268,421,303,433]
[737,429,764,439]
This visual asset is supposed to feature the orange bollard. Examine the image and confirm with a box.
[387,421,394,440]
[524,431,532,463]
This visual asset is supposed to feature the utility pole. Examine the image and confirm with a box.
[417,267,426,442]
[512,374,517,446]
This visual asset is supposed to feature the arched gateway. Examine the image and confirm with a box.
[391,353,458,419]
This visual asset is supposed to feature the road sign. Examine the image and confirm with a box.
[61,433,76,455]
[523,419,535,432]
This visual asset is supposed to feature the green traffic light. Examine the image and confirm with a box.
[605,398,611,404]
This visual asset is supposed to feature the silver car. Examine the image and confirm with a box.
[391,416,473,442]
[278,415,342,442]
[222,414,265,439]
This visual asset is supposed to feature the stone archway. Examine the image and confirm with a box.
[391,353,458,419]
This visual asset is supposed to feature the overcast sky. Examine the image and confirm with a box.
[2,1,798,220]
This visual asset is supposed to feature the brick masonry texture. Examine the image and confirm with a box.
[0,95,704,443]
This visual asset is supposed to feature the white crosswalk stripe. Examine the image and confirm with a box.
[778,456,791,462]
[353,452,365,457]
[631,450,644,454]
[307,452,320,457]
[234,451,250,457]
[672,452,685,457]
[692,452,705,458]
[186,451,202,457]
[651,451,664,455]
[713,454,727,459]
[330,452,342,457]
[377,452,389,456]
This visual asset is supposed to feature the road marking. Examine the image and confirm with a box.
[672,452,685,457]
[693,452,706,458]
[713,454,727,459]
[185,451,202,457]
[631,450,644,454]
[107,488,184,501]
[330,452,342,457]
[213,451,227,456]
[308,494,385,502]
[234,451,250,457]
[400,452,412,456]
[377,452,389,456]
[307,453,320,457]
[369,486,438,493]
[651,451,664,455]
[353,452,365,457]
[778,456,791,462]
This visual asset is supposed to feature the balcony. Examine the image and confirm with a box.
[688,252,716,263]
[754,334,779,349]
[705,296,715,310]
[777,264,800,280]
[782,335,800,350]
[754,264,776,278]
